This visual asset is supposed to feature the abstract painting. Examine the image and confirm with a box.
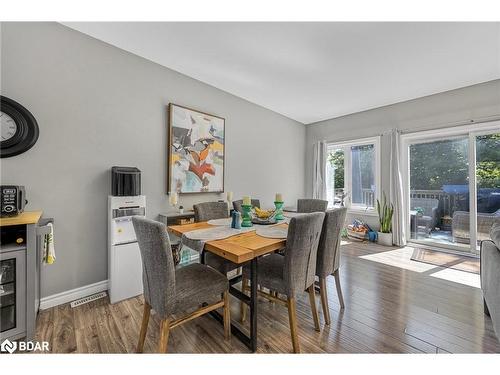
[167,104,225,193]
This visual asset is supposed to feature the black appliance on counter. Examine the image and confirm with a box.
[1,185,27,217]
[111,166,141,196]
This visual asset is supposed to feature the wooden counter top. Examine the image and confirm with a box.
[0,211,43,226]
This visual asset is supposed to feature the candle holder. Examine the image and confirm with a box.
[241,204,253,227]
[274,201,284,220]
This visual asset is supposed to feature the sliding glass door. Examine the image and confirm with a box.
[402,122,500,254]
[475,132,500,248]
[408,136,470,249]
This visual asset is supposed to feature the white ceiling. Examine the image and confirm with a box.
[63,22,500,124]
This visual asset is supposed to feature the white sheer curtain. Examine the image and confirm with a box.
[312,141,327,200]
[389,129,406,246]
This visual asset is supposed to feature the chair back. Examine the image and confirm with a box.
[233,199,261,213]
[316,207,347,278]
[410,198,438,216]
[193,201,229,222]
[297,199,328,213]
[132,216,176,318]
[284,212,325,296]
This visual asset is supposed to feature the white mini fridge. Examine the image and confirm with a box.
[108,195,146,304]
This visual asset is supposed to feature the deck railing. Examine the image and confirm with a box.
[332,188,467,219]
[410,189,467,218]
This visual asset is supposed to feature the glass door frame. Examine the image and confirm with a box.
[401,120,500,255]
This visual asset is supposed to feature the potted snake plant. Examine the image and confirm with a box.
[376,193,394,246]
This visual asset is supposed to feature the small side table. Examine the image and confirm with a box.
[158,211,195,226]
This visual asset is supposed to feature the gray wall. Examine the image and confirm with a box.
[0,22,305,298]
[305,80,500,228]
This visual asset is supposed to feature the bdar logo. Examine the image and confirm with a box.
[1,339,17,353]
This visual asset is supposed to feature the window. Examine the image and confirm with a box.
[326,137,380,212]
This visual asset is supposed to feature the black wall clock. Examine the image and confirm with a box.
[1,96,39,158]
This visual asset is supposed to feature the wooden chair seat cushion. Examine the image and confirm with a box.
[174,263,228,314]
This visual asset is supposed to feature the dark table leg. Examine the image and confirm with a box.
[206,257,259,352]
[249,257,258,352]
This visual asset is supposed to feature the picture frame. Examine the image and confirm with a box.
[167,103,225,194]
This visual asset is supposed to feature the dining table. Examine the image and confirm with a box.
[167,219,291,352]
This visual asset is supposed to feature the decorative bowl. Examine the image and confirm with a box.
[251,217,277,225]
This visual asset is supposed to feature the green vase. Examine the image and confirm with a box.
[274,201,284,220]
[241,204,253,227]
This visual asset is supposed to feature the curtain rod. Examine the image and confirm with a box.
[398,114,500,136]
[316,114,500,145]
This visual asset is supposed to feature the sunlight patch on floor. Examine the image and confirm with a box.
[359,246,437,273]
[430,268,480,288]
[358,245,481,288]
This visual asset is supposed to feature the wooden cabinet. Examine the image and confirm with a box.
[0,211,43,342]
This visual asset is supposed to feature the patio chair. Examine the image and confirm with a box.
[410,198,439,236]
[452,209,500,243]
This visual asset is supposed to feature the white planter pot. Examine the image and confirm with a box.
[377,232,393,246]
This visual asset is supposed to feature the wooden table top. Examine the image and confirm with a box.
[168,221,288,264]
[0,210,43,227]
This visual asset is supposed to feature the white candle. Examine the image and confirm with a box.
[275,193,283,202]
[226,191,233,202]
[169,192,178,206]
[242,196,251,206]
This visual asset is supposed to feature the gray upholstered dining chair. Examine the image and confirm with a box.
[193,201,230,222]
[297,199,329,213]
[193,201,239,275]
[241,212,325,353]
[233,199,261,213]
[132,216,230,353]
[315,207,347,325]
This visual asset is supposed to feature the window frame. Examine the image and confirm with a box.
[326,136,381,215]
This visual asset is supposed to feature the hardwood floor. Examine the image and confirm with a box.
[35,241,500,353]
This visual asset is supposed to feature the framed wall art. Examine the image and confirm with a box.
[167,103,225,194]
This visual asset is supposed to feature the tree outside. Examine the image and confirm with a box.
[409,134,500,190]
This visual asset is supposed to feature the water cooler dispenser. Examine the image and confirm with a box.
[108,167,145,304]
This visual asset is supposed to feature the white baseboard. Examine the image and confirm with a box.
[39,280,108,310]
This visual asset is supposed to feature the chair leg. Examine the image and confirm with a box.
[241,276,248,323]
[136,302,151,353]
[319,277,331,325]
[158,318,171,353]
[333,270,345,309]
[287,297,300,353]
[307,285,321,332]
[223,291,231,340]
